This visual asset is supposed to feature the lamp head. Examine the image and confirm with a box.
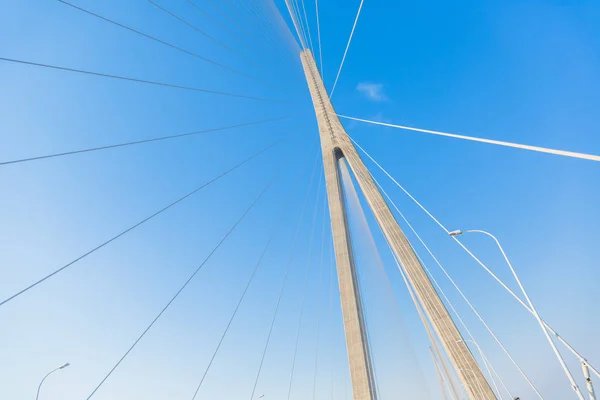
[448,230,463,237]
[59,363,70,369]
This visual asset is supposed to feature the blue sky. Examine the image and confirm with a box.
[1,0,600,399]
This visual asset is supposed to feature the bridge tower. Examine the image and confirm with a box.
[300,49,496,400]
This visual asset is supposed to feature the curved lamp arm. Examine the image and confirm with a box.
[36,363,70,400]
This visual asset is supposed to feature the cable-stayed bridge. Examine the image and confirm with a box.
[1,1,599,399]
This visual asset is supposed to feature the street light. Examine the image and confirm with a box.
[36,363,70,400]
[449,229,584,399]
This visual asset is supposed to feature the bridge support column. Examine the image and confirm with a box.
[300,49,496,400]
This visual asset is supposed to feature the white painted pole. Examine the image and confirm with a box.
[582,361,597,400]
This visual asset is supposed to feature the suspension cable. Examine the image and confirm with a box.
[0,137,286,308]
[189,146,316,399]
[57,0,269,86]
[219,0,285,62]
[291,0,309,48]
[0,116,291,167]
[146,0,263,69]
[287,165,324,399]
[227,0,288,65]
[312,196,328,400]
[202,0,281,63]
[261,0,304,54]
[315,0,324,75]
[86,145,294,399]
[266,0,304,60]
[184,0,274,66]
[283,0,307,49]
[339,114,600,162]
[256,0,303,68]
[299,0,315,54]
[237,0,299,73]
[0,57,284,103]
[248,152,321,400]
[330,0,365,97]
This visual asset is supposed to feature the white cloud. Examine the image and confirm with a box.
[356,82,387,101]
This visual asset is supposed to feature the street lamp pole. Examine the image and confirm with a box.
[36,363,70,400]
[449,229,584,399]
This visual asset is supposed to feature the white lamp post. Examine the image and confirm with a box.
[36,363,70,400]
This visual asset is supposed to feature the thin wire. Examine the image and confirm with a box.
[260,0,303,51]
[248,152,321,400]
[299,0,315,54]
[312,196,328,400]
[0,57,283,103]
[330,0,365,97]
[291,0,309,48]
[255,0,303,69]
[237,0,299,72]
[87,146,294,399]
[201,0,300,82]
[186,0,297,84]
[228,0,283,61]
[203,0,278,61]
[350,133,600,379]
[0,116,291,167]
[189,146,315,400]
[339,114,600,162]
[184,0,270,64]
[263,0,304,55]
[57,0,268,86]
[219,0,285,62]
[0,137,285,308]
[290,0,308,47]
[146,0,262,69]
[283,0,307,48]
[264,0,303,67]
[287,166,324,400]
[315,0,323,75]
